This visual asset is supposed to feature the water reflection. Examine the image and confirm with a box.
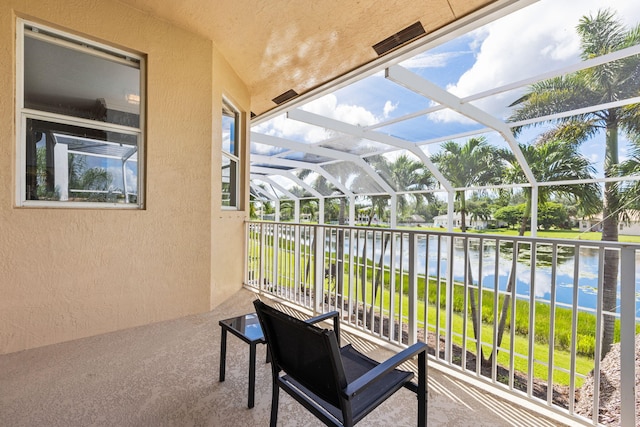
[320,230,640,316]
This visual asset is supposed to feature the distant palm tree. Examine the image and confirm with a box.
[502,135,602,236]
[494,135,600,360]
[431,137,503,361]
[301,199,319,222]
[364,155,437,297]
[431,137,504,232]
[618,133,640,212]
[508,9,640,358]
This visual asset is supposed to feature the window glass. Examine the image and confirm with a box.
[24,34,140,127]
[25,118,138,203]
[222,100,240,208]
[222,103,237,156]
[18,21,143,207]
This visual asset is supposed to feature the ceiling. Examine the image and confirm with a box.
[116,0,499,117]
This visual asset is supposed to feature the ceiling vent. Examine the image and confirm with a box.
[372,22,426,56]
[272,89,299,105]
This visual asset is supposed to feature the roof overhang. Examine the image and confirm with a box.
[114,0,505,117]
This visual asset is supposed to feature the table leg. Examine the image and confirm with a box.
[248,342,257,408]
[219,327,227,382]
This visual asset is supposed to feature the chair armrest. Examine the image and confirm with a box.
[305,311,340,343]
[342,341,427,399]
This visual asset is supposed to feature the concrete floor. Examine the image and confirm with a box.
[0,289,569,426]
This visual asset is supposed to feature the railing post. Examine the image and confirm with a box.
[271,223,279,292]
[296,224,302,291]
[619,246,636,427]
[445,235,454,362]
[388,231,397,343]
[258,222,265,290]
[408,232,418,344]
[314,225,325,315]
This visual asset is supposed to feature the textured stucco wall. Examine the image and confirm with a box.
[0,0,248,354]
[210,46,251,309]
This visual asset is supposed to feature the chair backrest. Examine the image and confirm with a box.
[253,300,347,408]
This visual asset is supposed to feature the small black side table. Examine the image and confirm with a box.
[219,312,266,408]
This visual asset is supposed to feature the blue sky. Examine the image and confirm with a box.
[253,0,640,189]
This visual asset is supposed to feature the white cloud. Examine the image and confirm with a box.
[383,100,398,118]
[250,142,285,155]
[401,51,467,69]
[253,111,331,144]
[303,94,378,127]
[436,0,640,123]
[255,94,382,144]
[253,0,640,152]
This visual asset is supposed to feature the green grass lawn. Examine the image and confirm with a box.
[402,226,640,243]
[340,277,594,388]
[248,228,636,389]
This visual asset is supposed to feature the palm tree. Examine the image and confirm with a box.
[508,9,640,359]
[618,132,640,212]
[301,199,319,222]
[369,153,436,272]
[494,135,601,360]
[431,137,504,232]
[467,196,494,228]
[432,136,504,361]
[294,170,344,293]
[502,135,602,235]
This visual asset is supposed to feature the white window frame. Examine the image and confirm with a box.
[222,98,241,210]
[15,19,145,209]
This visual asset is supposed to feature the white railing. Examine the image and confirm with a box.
[245,221,639,426]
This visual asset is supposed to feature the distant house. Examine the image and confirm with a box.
[619,210,640,236]
[357,213,379,224]
[405,214,426,225]
[579,213,640,236]
[432,213,503,230]
[578,217,603,232]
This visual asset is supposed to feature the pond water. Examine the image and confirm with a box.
[324,232,640,317]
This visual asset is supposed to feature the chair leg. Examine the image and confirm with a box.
[417,351,427,427]
[270,381,280,427]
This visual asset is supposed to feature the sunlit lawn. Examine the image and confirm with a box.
[404,226,640,243]
[349,278,593,388]
[249,233,607,389]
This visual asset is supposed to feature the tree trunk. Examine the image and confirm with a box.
[600,179,619,359]
[466,258,485,363]
[460,193,467,232]
[492,195,531,364]
[459,191,485,363]
[600,115,619,360]
[373,233,391,301]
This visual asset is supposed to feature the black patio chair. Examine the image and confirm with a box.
[253,299,427,427]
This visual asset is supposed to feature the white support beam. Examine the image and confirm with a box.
[250,183,279,202]
[389,194,397,228]
[251,166,324,198]
[318,198,325,224]
[620,247,637,427]
[371,43,640,133]
[252,155,353,197]
[287,109,454,192]
[250,175,302,222]
[250,174,299,201]
[252,131,397,196]
[386,65,537,186]
[349,195,356,226]
[447,191,455,232]
[530,186,538,237]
